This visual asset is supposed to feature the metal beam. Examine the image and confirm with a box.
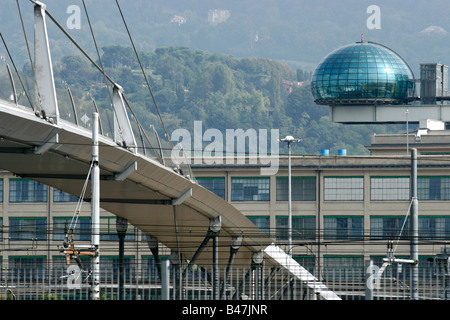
[89,198,172,205]
[112,84,137,151]
[17,173,117,180]
[264,243,341,300]
[1,57,17,105]
[329,104,450,124]
[184,233,214,271]
[147,236,162,280]
[114,161,137,181]
[220,235,242,299]
[183,216,221,272]
[171,188,192,206]
[34,132,59,154]
[0,148,33,154]
[34,1,59,123]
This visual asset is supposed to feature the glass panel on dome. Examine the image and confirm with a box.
[311,42,414,104]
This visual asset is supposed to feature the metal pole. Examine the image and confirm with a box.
[317,169,322,281]
[279,136,300,256]
[406,109,409,154]
[116,217,127,300]
[212,234,219,300]
[365,260,374,300]
[160,259,170,300]
[118,232,125,300]
[171,251,182,299]
[91,112,100,300]
[220,236,242,299]
[147,236,162,280]
[210,216,221,300]
[410,148,419,300]
[288,141,293,256]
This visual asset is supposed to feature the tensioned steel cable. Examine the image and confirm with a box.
[80,0,118,135]
[121,93,162,161]
[392,198,413,256]
[0,33,34,110]
[31,2,165,160]
[16,0,42,114]
[41,8,115,86]
[66,160,94,242]
[115,0,173,149]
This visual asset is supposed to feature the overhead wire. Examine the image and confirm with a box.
[26,1,167,163]
[1,228,448,256]
[65,160,94,243]
[80,0,117,136]
[8,133,450,163]
[15,5,450,164]
[392,198,413,256]
[3,1,449,270]
[39,7,115,85]
[115,0,173,149]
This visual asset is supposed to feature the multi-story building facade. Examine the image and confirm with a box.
[0,172,167,288]
[1,150,449,284]
[192,152,450,278]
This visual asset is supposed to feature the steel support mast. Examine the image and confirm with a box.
[410,148,419,299]
[91,112,100,300]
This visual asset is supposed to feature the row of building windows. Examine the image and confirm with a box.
[2,215,449,242]
[0,179,79,203]
[247,215,450,241]
[197,176,450,201]
[1,217,136,241]
[0,176,449,203]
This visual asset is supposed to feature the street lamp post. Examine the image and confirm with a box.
[116,216,128,300]
[406,108,409,154]
[279,136,301,256]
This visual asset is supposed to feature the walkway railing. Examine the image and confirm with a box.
[0,263,448,300]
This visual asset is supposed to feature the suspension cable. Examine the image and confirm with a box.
[42,8,116,86]
[115,0,173,148]
[42,3,169,159]
[66,161,94,242]
[122,94,163,162]
[0,33,34,110]
[80,0,120,136]
[16,0,42,113]
[392,198,413,255]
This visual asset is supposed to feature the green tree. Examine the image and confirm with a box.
[48,45,404,156]
[211,63,235,94]
[267,71,281,110]
[101,45,137,68]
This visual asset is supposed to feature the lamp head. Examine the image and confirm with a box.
[279,135,302,143]
[116,216,128,233]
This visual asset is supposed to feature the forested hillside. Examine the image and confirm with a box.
[22,45,401,155]
[4,0,450,76]
[0,1,444,156]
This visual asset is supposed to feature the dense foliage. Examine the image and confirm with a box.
[36,45,401,155]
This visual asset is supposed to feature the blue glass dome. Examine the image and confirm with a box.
[311,41,415,105]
